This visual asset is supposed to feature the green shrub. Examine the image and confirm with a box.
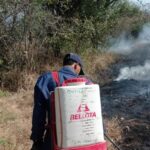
[0,90,10,97]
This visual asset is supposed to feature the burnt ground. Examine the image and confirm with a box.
[101,56,150,150]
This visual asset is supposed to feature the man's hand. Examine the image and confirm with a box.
[31,140,43,150]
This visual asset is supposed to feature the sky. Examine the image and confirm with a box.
[129,0,150,10]
[129,0,150,4]
[128,0,150,12]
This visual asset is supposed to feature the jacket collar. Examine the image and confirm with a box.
[59,66,78,76]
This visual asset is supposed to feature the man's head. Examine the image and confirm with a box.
[63,53,84,75]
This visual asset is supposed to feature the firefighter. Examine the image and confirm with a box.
[30,53,91,150]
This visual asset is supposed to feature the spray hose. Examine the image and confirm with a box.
[104,133,121,150]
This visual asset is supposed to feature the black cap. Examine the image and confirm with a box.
[63,53,84,75]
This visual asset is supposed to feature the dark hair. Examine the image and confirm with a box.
[63,59,76,66]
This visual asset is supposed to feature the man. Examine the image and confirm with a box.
[30,53,91,150]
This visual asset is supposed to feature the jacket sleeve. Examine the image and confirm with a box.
[30,73,56,141]
[30,85,47,141]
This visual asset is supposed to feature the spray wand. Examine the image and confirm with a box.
[104,133,121,150]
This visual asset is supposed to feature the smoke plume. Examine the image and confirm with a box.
[109,23,150,55]
[115,61,150,81]
[109,23,150,81]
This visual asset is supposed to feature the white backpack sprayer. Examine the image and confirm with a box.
[50,74,107,150]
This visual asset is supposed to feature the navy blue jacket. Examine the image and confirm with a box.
[30,66,79,141]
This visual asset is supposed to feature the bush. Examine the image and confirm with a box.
[0,0,149,91]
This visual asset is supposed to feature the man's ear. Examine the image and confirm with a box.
[74,64,77,69]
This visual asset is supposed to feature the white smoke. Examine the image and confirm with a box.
[115,61,150,81]
[109,32,134,55]
[109,23,150,55]
[109,23,150,81]
[138,24,150,41]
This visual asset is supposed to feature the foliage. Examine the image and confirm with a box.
[0,138,8,146]
[0,0,149,91]
[0,90,10,97]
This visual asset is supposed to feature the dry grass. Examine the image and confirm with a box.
[0,73,36,150]
[82,51,120,85]
[104,117,123,150]
[0,90,33,150]
[0,51,119,91]
[0,71,38,92]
